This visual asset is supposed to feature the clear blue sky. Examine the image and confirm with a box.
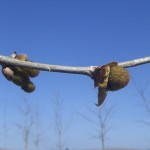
[0,0,150,150]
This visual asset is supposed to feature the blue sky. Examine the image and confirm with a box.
[0,0,150,150]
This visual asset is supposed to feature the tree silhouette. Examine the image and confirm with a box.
[80,105,114,150]
[52,94,73,150]
[15,98,34,150]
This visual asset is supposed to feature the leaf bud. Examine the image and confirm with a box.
[21,81,35,93]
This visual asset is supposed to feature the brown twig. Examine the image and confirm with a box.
[0,55,150,78]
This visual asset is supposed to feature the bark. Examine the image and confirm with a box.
[0,55,150,78]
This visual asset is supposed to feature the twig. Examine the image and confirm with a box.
[118,56,150,68]
[0,55,150,78]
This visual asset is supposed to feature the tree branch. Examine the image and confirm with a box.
[118,56,150,68]
[0,55,150,78]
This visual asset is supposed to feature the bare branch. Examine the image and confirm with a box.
[0,55,150,78]
[118,56,150,68]
[0,55,92,77]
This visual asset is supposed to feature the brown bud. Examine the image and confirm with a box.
[12,67,24,74]
[107,65,130,91]
[22,68,40,78]
[93,65,110,88]
[28,69,40,77]
[93,62,130,106]
[21,81,35,93]
[96,87,108,106]
[2,67,14,81]
[15,54,28,61]
[12,73,30,86]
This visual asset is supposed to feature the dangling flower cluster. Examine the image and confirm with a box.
[2,52,40,93]
[93,62,130,106]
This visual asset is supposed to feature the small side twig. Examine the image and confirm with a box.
[0,55,150,78]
